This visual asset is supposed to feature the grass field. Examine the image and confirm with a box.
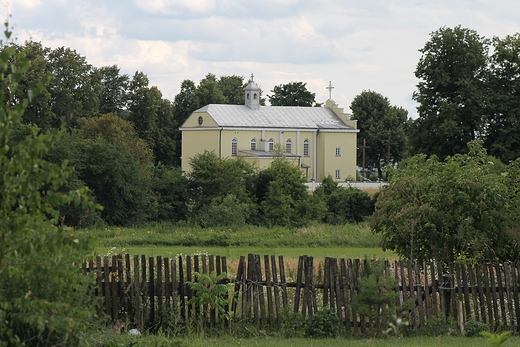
[84,222,395,261]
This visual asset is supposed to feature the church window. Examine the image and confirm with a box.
[232,138,238,156]
[303,139,310,157]
[268,138,274,152]
[254,93,257,99]
[335,170,341,179]
[336,147,341,156]
[286,139,292,153]
[198,116,203,125]
[251,138,257,151]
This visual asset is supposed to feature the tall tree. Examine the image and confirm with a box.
[195,73,227,106]
[98,65,129,116]
[268,81,316,106]
[7,42,55,129]
[350,90,408,179]
[371,141,519,263]
[47,46,101,130]
[484,34,520,163]
[410,26,488,159]
[218,74,246,105]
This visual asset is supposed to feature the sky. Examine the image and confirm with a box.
[8,0,520,119]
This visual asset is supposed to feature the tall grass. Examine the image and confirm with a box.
[80,222,381,249]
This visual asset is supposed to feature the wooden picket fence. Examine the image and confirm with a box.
[82,254,520,334]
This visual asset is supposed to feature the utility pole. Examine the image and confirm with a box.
[386,137,392,165]
[359,138,370,181]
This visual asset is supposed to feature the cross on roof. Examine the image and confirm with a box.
[326,80,334,99]
[250,73,254,82]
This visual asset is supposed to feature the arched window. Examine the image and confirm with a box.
[232,138,238,156]
[268,138,274,152]
[247,93,250,99]
[303,139,310,157]
[285,139,292,153]
[253,93,257,100]
[251,138,257,151]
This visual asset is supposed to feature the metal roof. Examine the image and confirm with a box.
[193,104,356,130]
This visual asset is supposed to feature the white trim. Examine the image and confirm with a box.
[313,131,317,180]
[180,126,358,133]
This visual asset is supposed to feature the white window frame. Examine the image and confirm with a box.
[268,138,274,152]
[251,138,257,151]
[286,139,292,153]
[232,138,238,156]
[335,169,341,179]
[303,139,310,157]
[336,147,341,156]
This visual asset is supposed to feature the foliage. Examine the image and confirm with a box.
[303,307,340,338]
[187,272,230,316]
[480,331,511,347]
[315,176,374,224]
[191,194,252,228]
[410,26,488,159]
[188,150,255,213]
[484,34,520,164]
[350,90,409,179]
[72,137,155,226]
[268,81,317,107]
[351,259,404,336]
[419,313,456,337]
[371,141,520,263]
[152,164,189,222]
[0,22,99,346]
[464,320,487,337]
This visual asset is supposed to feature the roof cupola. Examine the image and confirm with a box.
[244,73,260,110]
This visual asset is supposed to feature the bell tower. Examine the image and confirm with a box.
[244,73,260,110]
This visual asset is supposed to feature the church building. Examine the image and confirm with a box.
[180,77,358,182]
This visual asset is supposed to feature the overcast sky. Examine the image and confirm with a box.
[9,0,520,118]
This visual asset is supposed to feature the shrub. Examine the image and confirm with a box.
[304,306,340,338]
[465,320,488,337]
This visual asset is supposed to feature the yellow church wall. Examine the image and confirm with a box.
[317,132,357,182]
[181,129,221,171]
[182,111,218,127]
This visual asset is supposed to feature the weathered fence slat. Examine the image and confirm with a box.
[83,255,520,334]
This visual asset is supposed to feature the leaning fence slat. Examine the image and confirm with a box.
[495,263,508,327]
[294,256,304,313]
[415,262,424,328]
[474,263,487,323]
[271,255,281,326]
[488,263,500,330]
[504,263,515,327]
[467,264,479,321]
[483,263,494,327]
[340,258,351,334]
[406,261,416,328]
[348,258,358,335]
[279,256,288,309]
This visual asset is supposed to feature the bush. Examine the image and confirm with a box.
[465,320,488,337]
[304,306,340,338]
[420,313,457,337]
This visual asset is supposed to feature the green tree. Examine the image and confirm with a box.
[195,73,227,106]
[71,137,154,225]
[98,64,129,116]
[151,164,189,222]
[268,81,316,106]
[0,23,98,346]
[47,46,101,130]
[173,79,198,166]
[410,26,488,160]
[371,141,519,263]
[218,74,245,105]
[315,175,374,224]
[255,157,320,227]
[188,150,255,213]
[350,90,409,179]
[484,34,520,163]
